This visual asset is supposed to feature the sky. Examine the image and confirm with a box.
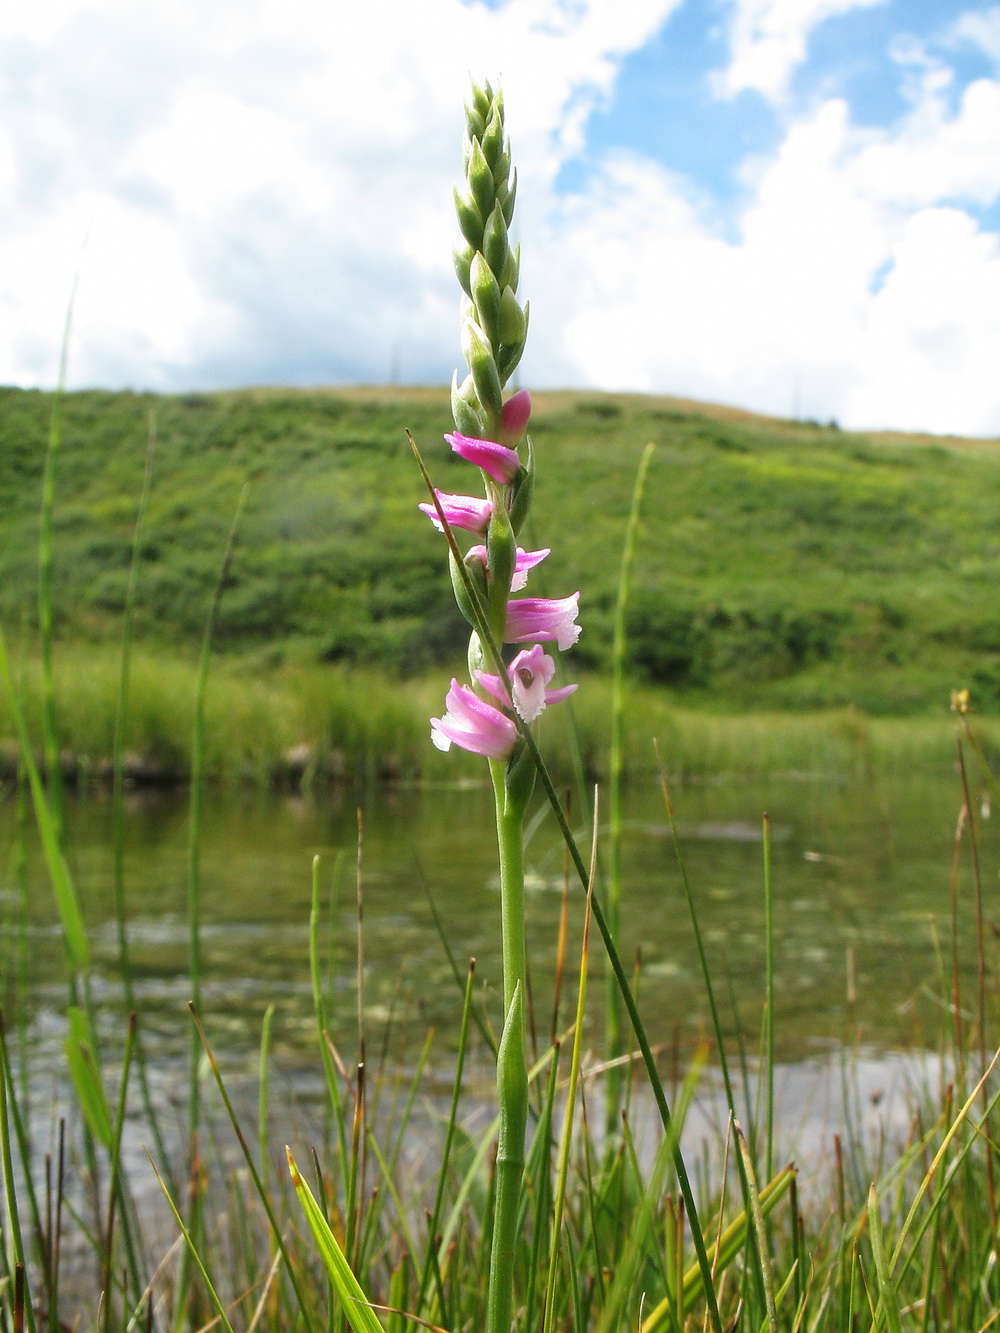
[1,0,999,435]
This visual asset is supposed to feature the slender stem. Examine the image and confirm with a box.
[490,761,528,1012]
[763,811,774,1184]
[485,759,530,1333]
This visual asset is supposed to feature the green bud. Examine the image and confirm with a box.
[498,286,525,346]
[501,168,517,227]
[481,109,504,171]
[498,300,529,385]
[471,252,503,346]
[486,500,517,635]
[465,100,486,140]
[453,185,483,251]
[451,370,487,437]
[494,146,510,189]
[449,546,488,629]
[462,317,503,421]
[501,242,520,293]
[468,138,495,225]
[471,82,492,121]
[482,203,509,281]
[461,129,473,174]
[508,434,535,536]
[453,242,474,298]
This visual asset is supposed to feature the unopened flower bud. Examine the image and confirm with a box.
[499,287,525,346]
[487,501,518,613]
[451,370,487,438]
[481,110,504,171]
[453,243,475,298]
[470,252,503,345]
[508,435,535,536]
[470,82,492,123]
[468,138,495,222]
[500,242,520,293]
[462,317,503,420]
[453,185,483,250]
[498,300,529,383]
[500,169,516,227]
[499,390,531,448]
[465,101,487,140]
[450,546,488,628]
[482,204,509,281]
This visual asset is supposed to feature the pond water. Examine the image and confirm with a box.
[5,763,994,1096]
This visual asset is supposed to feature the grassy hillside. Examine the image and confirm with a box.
[2,383,999,715]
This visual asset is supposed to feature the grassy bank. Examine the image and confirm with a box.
[2,384,1000,715]
[1,643,996,785]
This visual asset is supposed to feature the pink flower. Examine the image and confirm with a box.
[446,432,520,484]
[419,491,493,535]
[477,645,577,723]
[499,390,531,448]
[430,679,519,759]
[467,544,550,592]
[505,593,581,651]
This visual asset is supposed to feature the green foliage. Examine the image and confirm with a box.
[2,385,1000,713]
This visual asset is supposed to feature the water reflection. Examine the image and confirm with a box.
[3,767,991,1083]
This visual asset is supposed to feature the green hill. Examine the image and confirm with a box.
[2,383,999,715]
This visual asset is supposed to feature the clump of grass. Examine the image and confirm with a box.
[3,645,994,787]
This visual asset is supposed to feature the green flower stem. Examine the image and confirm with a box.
[490,758,528,1012]
[486,758,530,1333]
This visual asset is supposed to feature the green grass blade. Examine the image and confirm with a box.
[288,1149,386,1333]
[605,441,655,1127]
[736,1120,778,1333]
[0,629,89,970]
[868,1185,904,1333]
[146,1150,237,1333]
[64,1006,113,1149]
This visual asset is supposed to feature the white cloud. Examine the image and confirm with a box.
[2,0,1000,434]
[0,0,680,387]
[527,76,1000,435]
[952,5,1000,67]
[712,0,886,103]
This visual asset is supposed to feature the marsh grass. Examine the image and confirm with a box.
[1,645,995,788]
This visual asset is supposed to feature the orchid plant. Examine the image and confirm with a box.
[418,79,579,1333]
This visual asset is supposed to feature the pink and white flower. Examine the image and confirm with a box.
[419,490,493,535]
[505,593,581,651]
[446,432,520,484]
[477,645,577,723]
[467,544,550,592]
[430,679,519,759]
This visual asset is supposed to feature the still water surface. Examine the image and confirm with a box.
[7,765,993,1091]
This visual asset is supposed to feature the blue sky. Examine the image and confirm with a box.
[1,0,998,433]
